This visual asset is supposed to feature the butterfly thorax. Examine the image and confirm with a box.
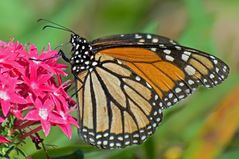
[70,34,98,74]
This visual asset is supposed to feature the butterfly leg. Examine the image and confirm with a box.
[58,49,70,63]
[71,85,83,98]
[29,49,69,62]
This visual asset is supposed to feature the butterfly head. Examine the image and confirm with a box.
[70,34,97,74]
[70,34,87,48]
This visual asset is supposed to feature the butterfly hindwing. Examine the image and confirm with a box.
[76,54,163,149]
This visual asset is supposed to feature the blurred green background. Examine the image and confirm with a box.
[1,0,239,159]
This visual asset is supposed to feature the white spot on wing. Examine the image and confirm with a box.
[96,134,102,139]
[150,48,157,52]
[135,34,142,39]
[159,44,166,48]
[139,39,145,43]
[110,143,114,147]
[170,40,177,45]
[154,95,158,100]
[184,65,196,75]
[182,54,189,62]
[188,80,194,85]
[210,74,215,79]
[103,140,108,145]
[175,88,181,93]
[135,76,141,81]
[184,51,191,56]
[147,34,152,39]
[152,38,159,43]
[175,46,181,50]
[165,55,174,61]
[168,93,173,98]
[141,136,146,140]
[146,82,152,88]
[163,49,171,54]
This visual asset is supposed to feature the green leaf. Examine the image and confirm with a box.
[51,149,84,159]
[30,145,93,159]
[218,150,239,159]
[143,137,156,159]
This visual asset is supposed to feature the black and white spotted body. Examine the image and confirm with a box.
[70,34,98,74]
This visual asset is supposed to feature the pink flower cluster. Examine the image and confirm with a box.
[0,41,78,143]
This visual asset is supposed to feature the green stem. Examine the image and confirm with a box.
[19,126,42,140]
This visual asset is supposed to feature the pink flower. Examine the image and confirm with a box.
[20,44,67,76]
[24,98,65,136]
[0,136,10,143]
[0,74,25,116]
[57,110,79,138]
[21,70,53,97]
[0,40,78,149]
[0,117,4,123]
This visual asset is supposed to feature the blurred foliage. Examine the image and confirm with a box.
[0,0,239,159]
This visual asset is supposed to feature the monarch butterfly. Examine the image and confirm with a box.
[39,19,229,149]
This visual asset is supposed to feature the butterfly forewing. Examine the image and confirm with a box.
[77,54,163,149]
[92,33,229,108]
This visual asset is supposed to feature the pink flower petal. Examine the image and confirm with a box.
[0,116,5,123]
[48,112,64,124]
[68,116,79,128]
[24,110,40,121]
[10,94,26,104]
[35,98,43,108]
[1,100,11,116]
[58,124,72,139]
[41,120,51,136]
[0,136,11,143]
[11,109,23,119]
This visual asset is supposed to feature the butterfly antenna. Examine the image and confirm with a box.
[38,18,76,34]
[42,25,75,34]
[54,41,70,50]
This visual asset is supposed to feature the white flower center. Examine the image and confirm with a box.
[60,111,66,120]
[0,90,10,100]
[53,92,59,96]
[39,108,48,120]
[31,82,38,89]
